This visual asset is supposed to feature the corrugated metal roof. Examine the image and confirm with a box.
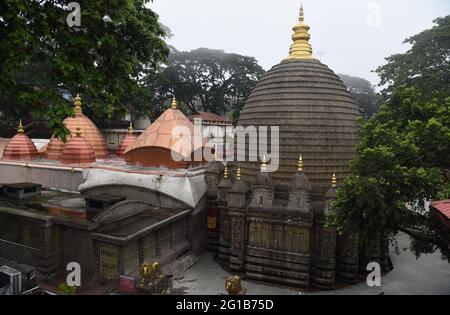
[431,200,450,220]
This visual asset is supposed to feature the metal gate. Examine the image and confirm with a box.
[98,242,118,280]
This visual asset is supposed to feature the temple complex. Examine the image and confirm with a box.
[0,5,391,293]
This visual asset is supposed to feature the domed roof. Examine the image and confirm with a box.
[252,157,275,190]
[45,137,65,160]
[60,128,96,165]
[218,166,233,189]
[125,98,208,168]
[237,7,360,208]
[2,121,38,161]
[230,167,249,193]
[63,95,108,158]
[117,123,137,157]
[289,155,311,191]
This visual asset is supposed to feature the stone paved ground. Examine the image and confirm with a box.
[172,233,450,295]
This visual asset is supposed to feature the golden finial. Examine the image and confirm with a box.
[332,173,337,188]
[224,166,228,179]
[288,3,315,60]
[75,127,82,137]
[74,94,82,115]
[171,97,177,109]
[261,155,268,172]
[236,167,241,180]
[18,119,24,134]
[298,154,303,172]
[128,121,134,135]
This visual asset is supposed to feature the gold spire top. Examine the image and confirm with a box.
[260,155,268,172]
[332,173,337,188]
[128,121,134,135]
[288,3,315,60]
[298,154,303,172]
[18,119,24,134]
[224,166,228,179]
[74,94,83,115]
[236,167,241,180]
[171,97,178,109]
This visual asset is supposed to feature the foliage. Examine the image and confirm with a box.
[331,16,450,262]
[57,282,77,295]
[153,48,266,122]
[339,74,380,117]
[330,87,450,261]
[376,16,450,101]
[0,0,169,140]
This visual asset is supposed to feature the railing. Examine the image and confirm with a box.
[0,239,42,267]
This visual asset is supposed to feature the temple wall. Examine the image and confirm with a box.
[0,162,83,192]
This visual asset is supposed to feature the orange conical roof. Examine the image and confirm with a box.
[60,128,96,165]
[117,122,137,156]
[125,98,207,168]
[45,137,65,160]
[63,95,108,158]
[2,120,38,161]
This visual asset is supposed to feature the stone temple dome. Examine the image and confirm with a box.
[60,127,96,165]
[63,95,108,158]
[237,5,360,211]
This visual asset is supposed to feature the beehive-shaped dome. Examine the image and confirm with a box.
[45,137,65,160]
[2,120,38,161]
[60,128,96,165]
[63,95,108,158]
[237,6,360,210]
[125,98,207,169]
[117,123,137,157]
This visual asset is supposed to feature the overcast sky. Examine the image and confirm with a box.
[149,0,449,86]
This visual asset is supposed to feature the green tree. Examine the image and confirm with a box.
[330,16,450,262]
[376,16,450,101]
[154,48,265,122]
[339,74,380,117]
[330,87,450,261]
[0,0,169,140]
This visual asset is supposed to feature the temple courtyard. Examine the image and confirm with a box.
[173,232,450,295]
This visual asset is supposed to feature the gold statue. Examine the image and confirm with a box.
[140,262,162,287]
[225,275,246,295]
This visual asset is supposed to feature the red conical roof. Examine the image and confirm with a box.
[2,120,38,161]
[45,137,65,160]
[60,128,96,165]
[117,123,137,157]
[63,95,108,158]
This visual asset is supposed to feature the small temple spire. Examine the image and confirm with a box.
[171,97,178,109]
[261,154,268,172]
[332,173,337,188]
[288,3,315,60]
[128,121,134,135]
[224,165,229,179]
[299,2,304,22]
[18,119,24,134]
[74,94,83,115]
[236,167,241,180]
[298,154,303,172]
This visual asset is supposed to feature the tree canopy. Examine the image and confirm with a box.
[153,48,266,122]
[376,16,450,101]
[339,74,380,117]
[331,16,450,262]
[0,0,169,140]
